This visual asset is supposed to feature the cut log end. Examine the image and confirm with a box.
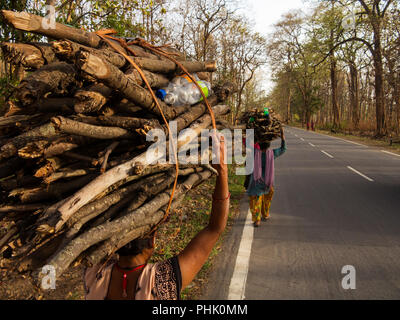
[76,50,109,79]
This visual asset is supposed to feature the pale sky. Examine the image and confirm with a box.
[237,0,306,92]
[240,0,305,34]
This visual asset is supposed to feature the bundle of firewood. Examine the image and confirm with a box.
[240,108,282,142]
[0,10,235,281]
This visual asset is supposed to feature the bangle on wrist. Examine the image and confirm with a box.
[212,192,231,202]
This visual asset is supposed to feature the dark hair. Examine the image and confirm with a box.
[116,237,154,257]
[259,141,271,151]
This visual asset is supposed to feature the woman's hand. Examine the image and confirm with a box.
[210,130,228,176]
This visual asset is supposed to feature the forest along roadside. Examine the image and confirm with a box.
[0,165,244,300]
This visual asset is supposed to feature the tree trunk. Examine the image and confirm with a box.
[330,58,340,129]
[349,61,360,129]
[287,88,292,123]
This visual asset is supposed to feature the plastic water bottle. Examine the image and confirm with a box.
[156,75,212,107]
[171,73,200,86]
[183,80,213,105]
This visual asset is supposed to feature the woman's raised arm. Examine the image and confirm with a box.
[178,132,229,290]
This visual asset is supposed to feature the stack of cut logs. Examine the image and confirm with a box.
[241,108,282,142]
[0,10,235,281]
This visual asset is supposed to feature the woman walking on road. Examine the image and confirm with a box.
[245,128,286,227]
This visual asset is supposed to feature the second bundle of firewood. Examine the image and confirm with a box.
[240,108,282,142]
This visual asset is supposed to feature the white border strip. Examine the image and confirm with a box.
[381,150,400,158]
[321,150,334,159]
[228,209,254,300]
[309,143,316,147]
[347,166,374,182]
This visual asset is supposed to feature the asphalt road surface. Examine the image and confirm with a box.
[204,126,400,300]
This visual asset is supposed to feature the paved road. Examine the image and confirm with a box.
[204,127,400,300]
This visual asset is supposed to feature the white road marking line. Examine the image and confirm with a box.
[300,138,305,141]
[347,166,374,182]
[321,150,334,159]
[334,138,365,147]
[288,127,367,147]
[381,150,400,158]
[228,208,254,300]
[295,134,298,137]
[309,143,316,147]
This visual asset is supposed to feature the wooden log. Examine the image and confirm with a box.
[0,157,25,178]
[51,116,135,140]
[126,43,186,61]
[34,157,65,178]
[97,115,161,131]
[15,232,65,272]
[133,57,217,74]
[64,152,98,165]
[18,140,50,159]
[60,173,173,248]
[36,105,229,234]
[9,173,98,204]
[0,123,60,161]
[0,226,18,251]
[74,83,113,114]
[75,51,188,120]
[65,173,166,229]
[0,175,40,191]
[14,62,78,106]
[112,99,142,115]
[42,170,212,277]
[125,44,159,59]
[0,115,38,128]
[0,204,45,213]
[1,42,58,69]
[43,136,95,158]
[1,10,102,48]
[8,98,75,115]
[17,135,94,159]
[196,71,211,82]
[43,168,94,184]
[52,40,126,68]
[125,67,169,89]
[118,173,175,216]
[85,194,185,266]
[34,97,75,114]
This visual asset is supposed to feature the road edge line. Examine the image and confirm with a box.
[227,208,254,300]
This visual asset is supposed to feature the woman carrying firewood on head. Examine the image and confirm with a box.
[244,127,286,227]
[84,133,229,300]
